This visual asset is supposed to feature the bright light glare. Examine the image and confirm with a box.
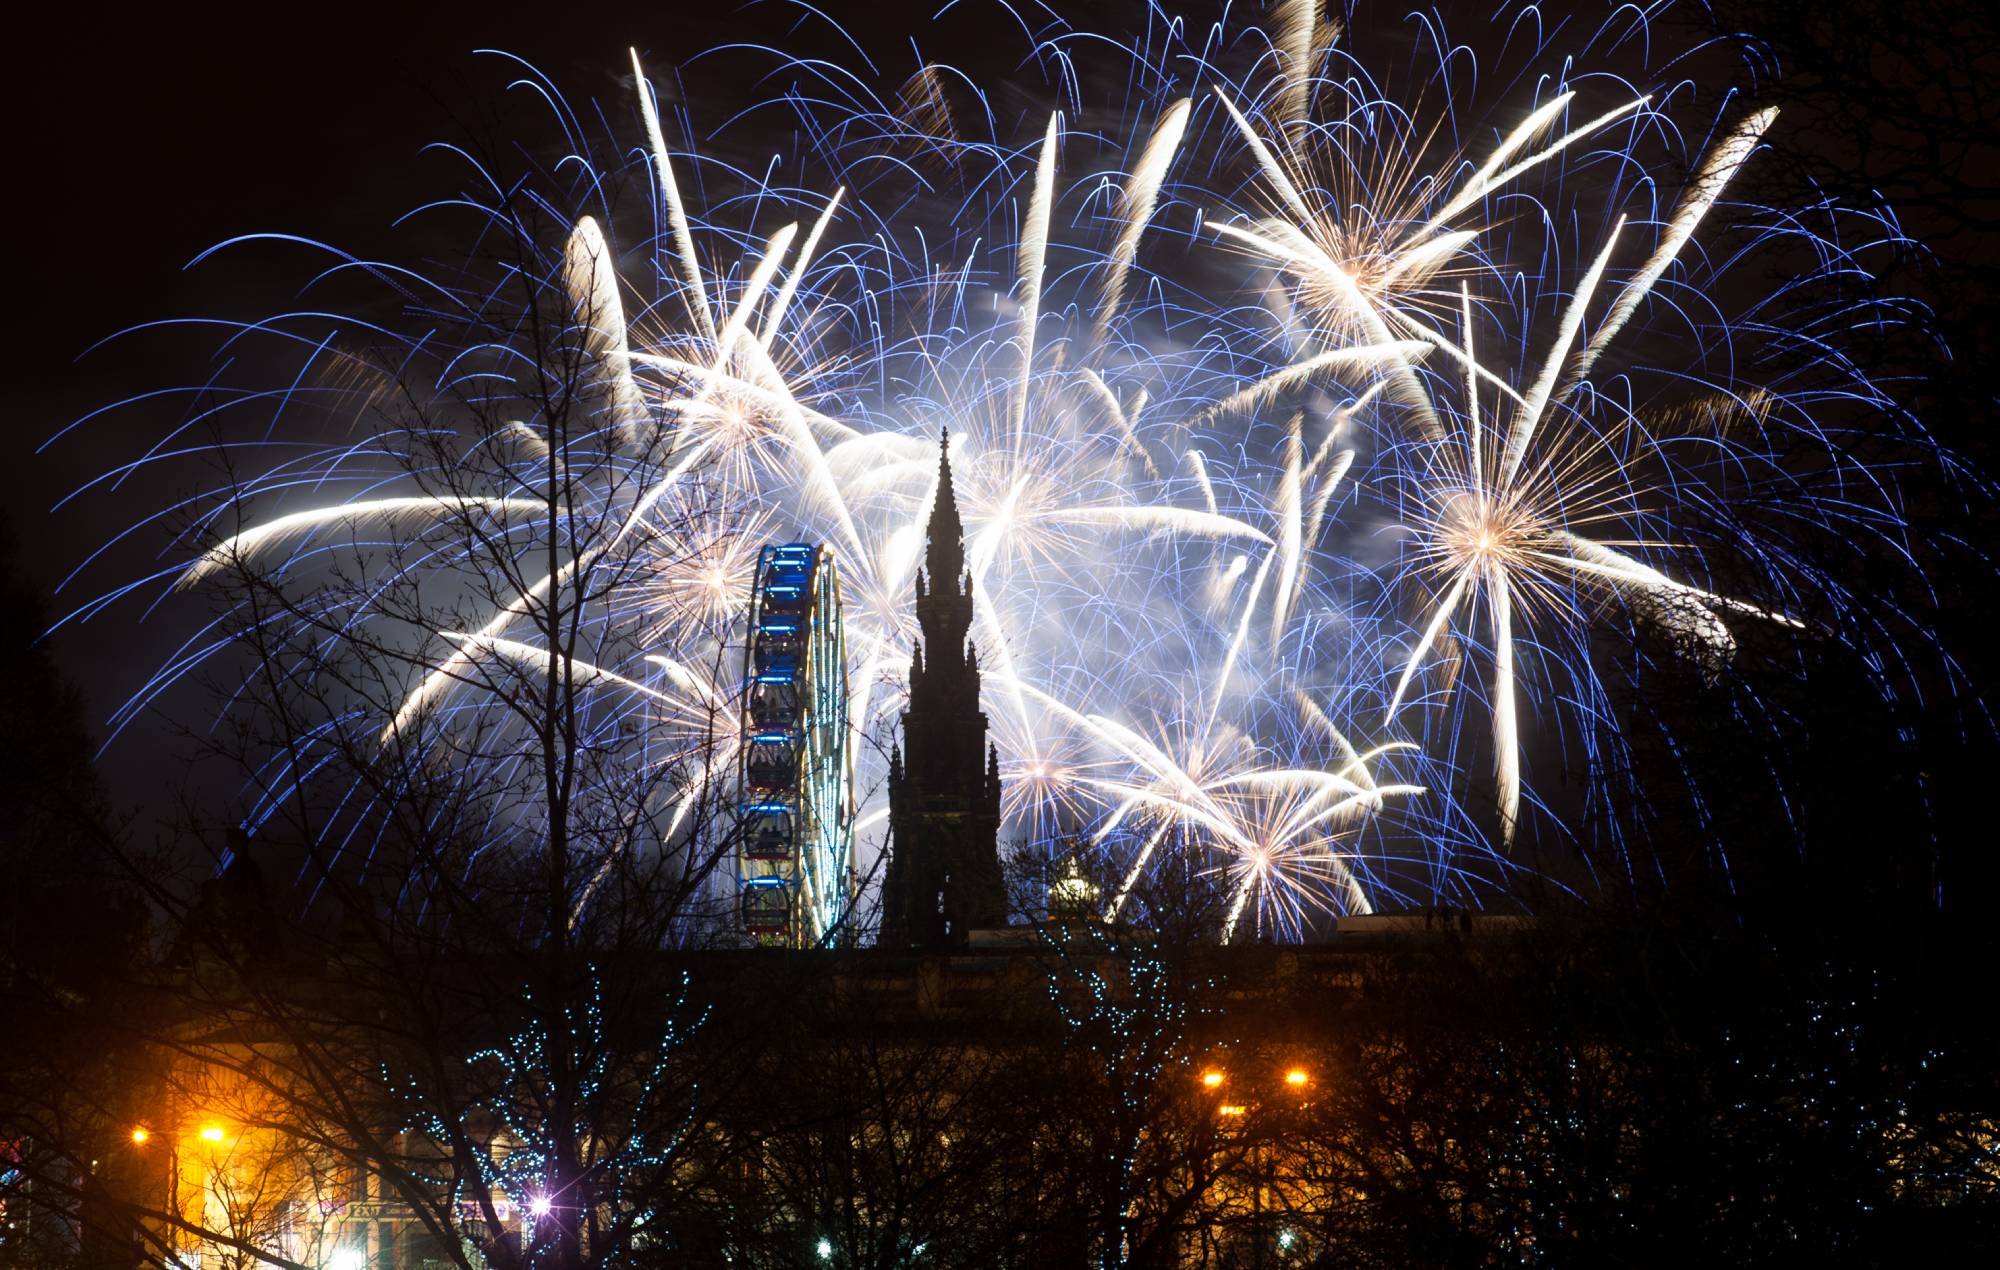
[130,1128,149,1145]
[528,1195,553,1219]
[1285,1068,1308,1086]
[327,1249,365,1270]
[816,1237,834,1260]
[198,1126,225,1143]
[1201,1070,1225,1088]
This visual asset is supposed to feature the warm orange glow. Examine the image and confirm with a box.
[1286,1068,1309,1087]
[1219,1104,1247,1117]
[130,1128,150,1145]
[1201,1070,1225,1088]
[199,1126,226,1143]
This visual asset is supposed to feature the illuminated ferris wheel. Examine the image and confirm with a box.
[738,543,855,945]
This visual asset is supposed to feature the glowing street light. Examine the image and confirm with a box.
[1285,1068,1309,1088]
[816,1236,834,1260]
[327,1248,366,1270]
[1201,1070,1225,1089]
[130,1128,150,1145]
[198,1126,226,1143]
[527,1195,553,1221]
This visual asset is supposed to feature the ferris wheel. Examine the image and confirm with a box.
[738,543,855,945]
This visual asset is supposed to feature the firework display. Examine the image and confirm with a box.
[55,0,1924,941]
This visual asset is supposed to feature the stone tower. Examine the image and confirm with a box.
[879,432,1006,948]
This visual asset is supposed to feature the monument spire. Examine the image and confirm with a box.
[926,428,965,588]
[880,430,1007,948]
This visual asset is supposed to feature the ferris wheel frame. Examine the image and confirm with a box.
[738,542,855,945]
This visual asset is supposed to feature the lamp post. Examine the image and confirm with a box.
[130,1116,236,1268]
[128,1119,182,1266]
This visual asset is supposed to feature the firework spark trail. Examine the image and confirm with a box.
[1077,368,1159,477]
[1191,340,1433,425]
[632,49,716,346]
[564,217,649,444]
[1010,112,1061,439]
[759,189,846,346]
[1094,98,1191,349]
[1421,93,1649,234]
[1271,412,1304,642]
[1499,218,1625,488]
[176,497,549,589]
[689,223,799,409]
[1562,107,1780,397]
[1489,567,1521,844]
[1271,0,1339,135]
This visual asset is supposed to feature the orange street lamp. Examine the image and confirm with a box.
[130,1128,150,1145]
[1201,1070,1225,1089]
[198,1126,226,1144]
[1285,1068,1309,1088]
